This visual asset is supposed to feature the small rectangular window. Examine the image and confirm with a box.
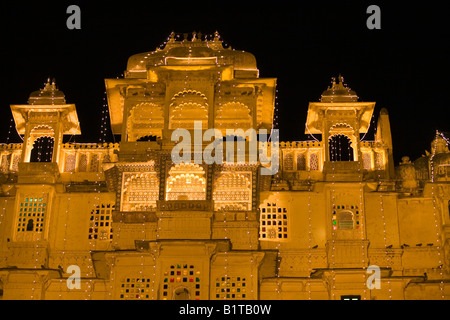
[341,295,361,300]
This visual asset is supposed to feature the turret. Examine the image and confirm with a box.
[375,108,395,179]
[10,79,81,164]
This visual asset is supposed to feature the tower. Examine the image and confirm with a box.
[305,75,376,179]
[102,32,277,300]
[6,79,80,263]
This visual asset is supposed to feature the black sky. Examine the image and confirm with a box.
[1,1,449,164]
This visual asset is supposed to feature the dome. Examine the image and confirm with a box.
[126,31,257,72]
[28,79,66,105]
[431,135,449,154]
[320,75,358,103]
[166,46,214,57]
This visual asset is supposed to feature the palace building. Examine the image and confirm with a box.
[0,32,449,300]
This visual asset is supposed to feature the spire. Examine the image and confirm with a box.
[169,31,176,42]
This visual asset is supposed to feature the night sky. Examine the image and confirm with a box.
[2,1,449,164]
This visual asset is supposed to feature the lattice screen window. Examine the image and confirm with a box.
[89,203,114,240]
[362,153,372,170]
[166,163,206,201]
[283,152,294,171]
[17,197,47,233]
[332,204,360,230]
[89,154,99,172]
[375,152,384,170]
[296,153,306,171]
[78,154,88,172]
[309,153,319,171]
[162,264,201,300]
[64,154,76,172]
[259,203,288,240]
[215,276,247,299]
[213,172,252,211]
[1,154,11,173]
[119,277,151,300]
[121,173,159,211]
[11,154,20,172]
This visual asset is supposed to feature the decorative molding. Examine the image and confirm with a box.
[156,200,213,211]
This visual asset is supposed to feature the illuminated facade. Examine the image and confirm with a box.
[0,32,449,300]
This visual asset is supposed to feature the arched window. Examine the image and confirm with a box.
[127,103,164,141]
[169,91,208,130]
[309,153,319,171]
[332,204,360,230]
[329,135,354,161]
[296,153,306,171]
[283,153,294,171]
[64,154,76,172]
[78,154,88,172]
[30,136,54,162]
[338,211,354,230]
[166,163,206,201]
[215,102,252,134]
[121,173,159,211]
[213,172,252,211]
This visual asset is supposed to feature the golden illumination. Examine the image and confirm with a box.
[0,32,449,301]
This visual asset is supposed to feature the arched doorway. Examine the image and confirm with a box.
[173,287,191,300]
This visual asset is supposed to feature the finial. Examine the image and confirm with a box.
[169,31,175,42]
[44,78,52,90]
[214,30,220,41]
[192,31,197,41]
